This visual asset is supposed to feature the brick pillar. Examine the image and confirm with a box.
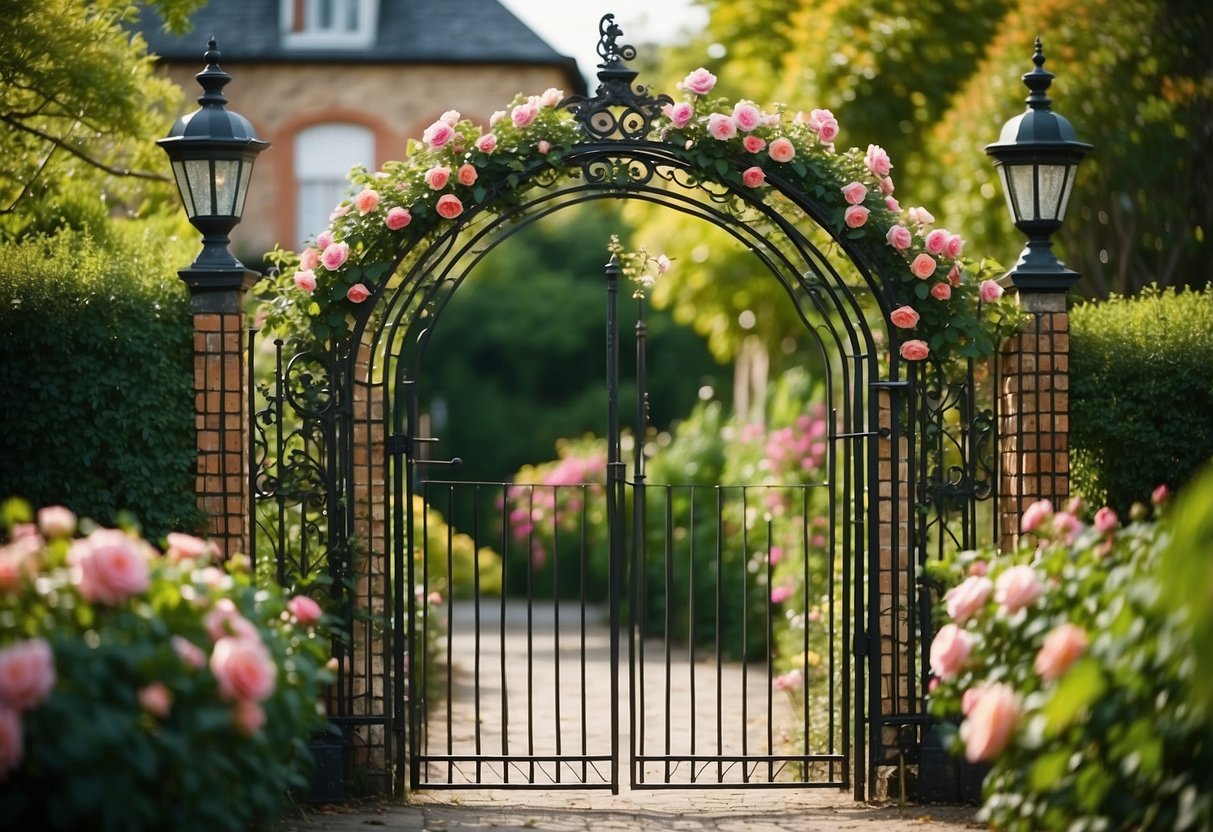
[998,291,1070,550]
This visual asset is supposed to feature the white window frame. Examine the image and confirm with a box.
[281,0,377,49]
[294,122,375,247]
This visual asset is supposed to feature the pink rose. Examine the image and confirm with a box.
[69,529,150,604]
[293,269,317,293]
[36,506,75,538]
[315,230,334,250]
[944,233,965,259]
[680,67,717,95]
[422,119,455,150]
[979,279,1004,303]
[885,196,901,212]
[1053,511,1083,542]
[425,165,451,190]
[436,194,464,219]
[879,176,895,195]
[0,639,54,712]
[539,87,564,107]
[210,636,276,702]
[233,699,266,736]
[1094,506,1118,534]
[353,188,379,216]
[945,575,993,623]
[925,229,949,255]
[439,109,460,125]
[537,140,551,154]
[385,207,412,231]
[910,253,937,279]
[138,681,172,719]
[767,137,795,163]
[817,118,839,143]
[931,282,952,301]
[346,282,371,304]
[287,594,324,626]
[907,206,935,227]
[164,532,218,564]
[1034,623,1088,681]
[511,102,538,127]
[962,683,1018,762]
[204,598,260,643]
[928,623,973,679]
[961,684,986,716]
[968,560,989,577]
[667,101,694,129]
[773,669,802,691]
[475,132,497,154]
[770,584,795,604]
[899,339,929,361]
[1152,484,1169,505]
[1020,499,1053,533]
[732,101,763,132]
[299,247,320,270]
[841,181,867,205]
[172,635,207,670]
[457,164,478,186]
[0,539,37,594]
[742,166,766,188]
[864,143,893,176]
[743,135,766,153]
[0,707,21,778]
[321,242,349,271]
[330,204,350,220]
[890,305,920,329]
[488,110,506,127]
[886,225,912,251]
[844,205,869,228]
[995,565,1043,613]
[707,113,738,140]
[947,265,963,286]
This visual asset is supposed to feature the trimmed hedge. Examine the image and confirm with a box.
[0,220,202,538]
[1070,285,1213,513]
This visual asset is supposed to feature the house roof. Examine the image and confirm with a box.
[140,0,586,93]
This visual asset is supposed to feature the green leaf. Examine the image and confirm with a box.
[1042,658,1107,736]
[1029,749,1071,792]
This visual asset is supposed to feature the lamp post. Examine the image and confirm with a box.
[986,38,1091,292]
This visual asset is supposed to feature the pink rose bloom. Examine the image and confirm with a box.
[287,595,324,626]
[537,140,551,154]
[457,164,478,186]
[475,132,498,154]
[767,137,795,163]
[928,623,973,679]
[1094,506,1118,534]
[233,699,266,736]
[806,108,833,130]
[0,540,37,594]
[946,265,962,286]
[321,242,349,271]
[315,230,334,251]
[488,110,506,127]
[770,584,795,604]
[879,176,895,195]
[944,233,965,259]
[1020,499,1053,533]
[293,269,317,293]
[164,532,218,564]
[511,101,538,128]
[436,194,464,219]
[732,101,763,132]
[37,506,75,538]
[841,181,867,205]
[900,339,930,361]
[346,282,371,304]
[844,205,869,228]
[995,565,1044,613]
[172,635,207,670]
[1035,623,1088,681]
[962,683,1018,762]
[210,636,276,702]
[0,639,55,712]
[817,118,840,143]
[385,207,412,231]
[138,681,172,719]
[773,669,803,691]
[439,108,461,125]
[742,166,766,188]
[886,225,912,251]
[931,282,952,301]
[539,87,564,107]
[707,113,738,140]
[425,165,451,190]
[890,305,920,329]
[299,247,320,271]
[667,101,694,129]
[1053,511,1083,542]
[865,143,893,176]
[961,684,986,716]
[70,529,150,605]
[885,196,901,212]
[1152,483,1169,505]
[353,188,379,216]
[910,253,937,279]
[907,206,935,227]
[924,228,949,255]
[945,575,993,623]
[979,279,1004,303]
[422,119,455,150]
[0,707,21,778]
[204,598,260,643]
[769,546,784,565]
[680,67,717,95]
[743,135,766,153]
[968,560,989,577]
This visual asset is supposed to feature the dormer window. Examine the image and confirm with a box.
[282,0,377,49]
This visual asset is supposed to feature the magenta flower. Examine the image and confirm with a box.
[817,118,839,143]
[315,229,334,250]
[885,196,901,212]
[879,176,895,195]
[666,101,694,129]
[770,584,795,604]
[68,529,150,605]
[287,595,324,625]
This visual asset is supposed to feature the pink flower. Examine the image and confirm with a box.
[666,101,694,129]
[945,575,993,623]
[841,181,867,205]
[928,623,973,679]
[968,560,989,577]
[457,164,478,186]
[707,113,738,140]
[1034,623,1088,681]
[886,225,912,251]
[385,207,412,231]
[233,699,266,736]
[476,132,498,154]
[1152,484,1169,505]
[69,529,150,605]
[770,584,795,604]
[287,595,323,626]
[924,229,949,255]
[138,681,172,719]
[537,139,552,154]
[769,546,784,565]
[488,110,506,127]
[817,118,839,143]
[330,204,350,220]
[907,206,935,227]
[353,188,379,216]
[172,635,207,670]
[947,265,963,286]
[773,669,803,691]
[879,176,895,195]
[36,506,75,538]
[1094,506,1118,534]
[0,639,54,712]
[0,707,21,778]
[742,166,766,188]
[995,565,1043,613]
[768,137,796,163]
[439,109,461,125]
[210,636,276,703]
[732,100,763,132]
[680,67,717,95]
[944,233,965,260]
[321,242,349,271]
[422,119,455,150]
[299,247,320,270]
[436,194,464,219]
[899,339,930,361]
[864,143,893,176]
[962,683,1018,762]
[961,685,986,715]
[204,598,259,643]
[890,306,920,329]
[346,283,371,304]
[844,205,869,228]
[164,532,218,564]
[511,101,538,127]
[315,230,334,250]
[1053,511,1083,543]
[0,539,37,594]
[885,196,900,212]
[1020,499,1054,533]
[931,282,952,301]
[293,269,317,293]
[539,87,564,107]
[979,279,1004,303]
[425,165,451,190]
[743,135,766,153]
[910,253,937,279]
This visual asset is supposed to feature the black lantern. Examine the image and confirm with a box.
[159,38,269,289]
[985,39,1091,291]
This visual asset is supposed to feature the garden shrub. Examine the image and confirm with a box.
[0,220,201,540]
[1070,285,1213,513]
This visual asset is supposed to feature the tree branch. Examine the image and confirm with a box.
[0,113,170,183]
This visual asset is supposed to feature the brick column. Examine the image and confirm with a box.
[998,291,1070,550]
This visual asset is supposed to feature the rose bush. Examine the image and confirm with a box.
[928,489,1213,831]
[0,500,332,831]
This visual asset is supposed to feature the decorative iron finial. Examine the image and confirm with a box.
[195,37,232,108]
[1022,37,1054,110]
[596,14,636,68]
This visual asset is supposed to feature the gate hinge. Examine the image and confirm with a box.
[852,630,869,657]
[386,434,408,456]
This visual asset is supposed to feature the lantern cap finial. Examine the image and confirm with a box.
[1022,37,1054,110]
[195,37,232,109]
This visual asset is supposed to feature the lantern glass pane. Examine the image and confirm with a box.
[1007,163,1038,221]
[212,159,241,216]
[1037,163,1068,221]
[997,165,1019,224]
[171,161,196,217]
[234,159,254,218]
[183,159,214,215]
[1056,163,1077,222]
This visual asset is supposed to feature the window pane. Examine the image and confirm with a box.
[295,123,375,246]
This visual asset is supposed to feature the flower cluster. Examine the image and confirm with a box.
[506,440,606,570]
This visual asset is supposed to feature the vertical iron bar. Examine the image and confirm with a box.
[402,382,420,790]
[447,487,456,782]
[473,485,482,783]
[715,486,724,783]
[741,487,750,783]
[580,486,589,783]
[687,485,697,783]
[663,483,673,783]
[604,255,623,795]
[246,327,257,569]
[526,484,536,783]
[553,485,562,784]
[502,489,514,781]
[273,339,286,587]
[497,484,509,780]
[633,294,649,785]
[802,485,812,782]
[765,513,773,783]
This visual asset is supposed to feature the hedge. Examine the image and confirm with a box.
[1069,285,1213,513]
[0,220,202,539]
